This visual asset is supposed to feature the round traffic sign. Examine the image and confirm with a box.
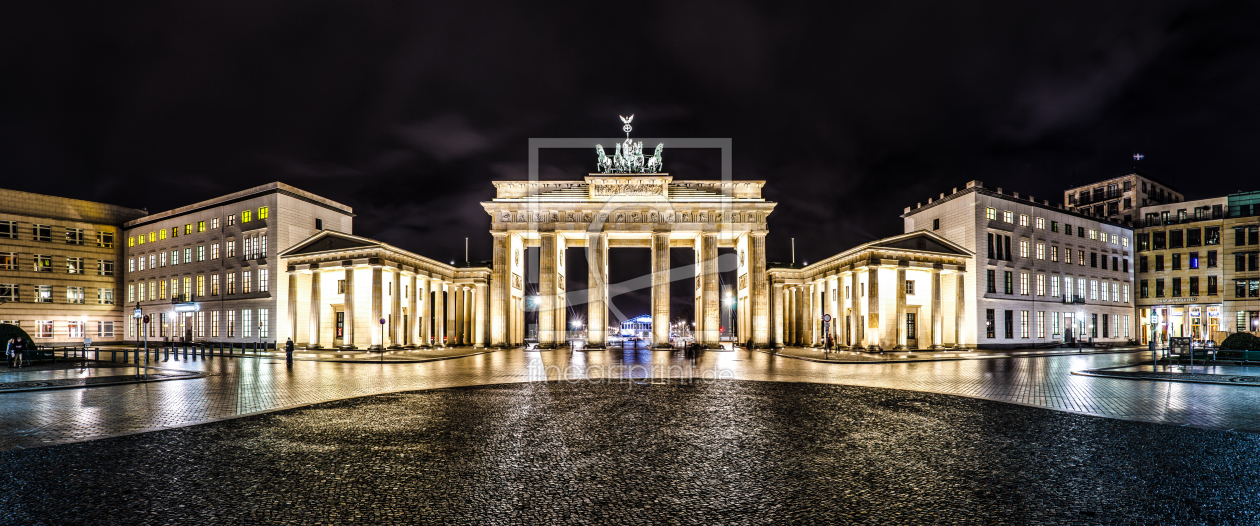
[822,314,832,323]
[380,318,386,325]
[142,315,150,324]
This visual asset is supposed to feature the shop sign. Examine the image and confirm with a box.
[1189,306,1202,317]
[1155,297,1197,303]
[1207,306,1222,317]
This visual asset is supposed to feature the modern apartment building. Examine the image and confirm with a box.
[1226,191,1260,334]
[1063,172,1183,224]
[0,189,147,345]
[122,182,353,344]
[904,181,1135,349]
[1133,197,1228,344]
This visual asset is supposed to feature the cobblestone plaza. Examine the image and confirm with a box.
[3,347,1260,523]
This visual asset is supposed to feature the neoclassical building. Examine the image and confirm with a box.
[481,175,776,348]
[768,231,972,350]
[279,231,490,349]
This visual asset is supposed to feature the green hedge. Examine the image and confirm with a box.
[0,323,34,348]
[1220,333,1260,352]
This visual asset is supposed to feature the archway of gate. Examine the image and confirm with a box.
[482,175,776,349]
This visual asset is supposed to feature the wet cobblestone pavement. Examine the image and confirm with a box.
[3,380,1258,525]
[9,348,1260,450]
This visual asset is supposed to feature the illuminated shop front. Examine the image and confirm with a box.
[1140,300,1222,344]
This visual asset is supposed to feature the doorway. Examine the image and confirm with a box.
[334,308,345,347]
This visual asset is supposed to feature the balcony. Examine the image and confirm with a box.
[1061,295,1085,304]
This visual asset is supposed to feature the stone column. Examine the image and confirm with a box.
[458,282,468,343]
[463,285,473,345]
[866,266,879,349]
[955,273,966,348]
[371,265,383,350]
[391,270,402,346]
[750,232,769,347]
[931,268,943,349]
[587,232,607,348]
[343,266,355,348]
[475,282,488,347]
[433,279,445,346]
[538,233,557,348]
[850,271,863,350]
[288,271,298,342]
[419,275,431,347]
[490,233,509,347]
[309,267,322,348]
[794,286,804,346]
[651,232,671,348]
[408,273,418,346]
[805,281,816,346]
[446,281,456,347]
[701,233,720,347]
[772,282,784,348]
[894,266,907,350]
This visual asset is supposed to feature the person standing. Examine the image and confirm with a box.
[285,337,294,366]
[12,337,25,368]
[5,338,13,368]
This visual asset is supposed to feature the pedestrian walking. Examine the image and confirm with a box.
[285,337,294,366]
[826,334,834,353]
[12,337,25,368]
[5,338,13,368]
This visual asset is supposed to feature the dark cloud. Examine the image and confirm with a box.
[2,0,1258,320]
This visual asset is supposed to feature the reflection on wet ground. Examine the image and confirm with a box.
[4,345,1260,451]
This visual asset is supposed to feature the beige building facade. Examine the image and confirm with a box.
[122,182,353,344]
[1064,172,1183,224]
[0,189,147,345]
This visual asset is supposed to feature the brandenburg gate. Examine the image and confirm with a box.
[481,129,776,348]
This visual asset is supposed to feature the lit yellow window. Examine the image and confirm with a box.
[128,237,135,247]
[171,226,178,238]
[198,221,206,232]
[160,280,167,300]
[148,232,156,242]
[258,206,269,220]
[159,229,167,240]
[197,275,205,296]
[185,224,192,235]
[138,234,145,245]
[242,210,252,223]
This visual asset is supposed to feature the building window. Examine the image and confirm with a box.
[986,207,996,220]
[228,214,236,227]
[1004,271,1013,294]
[0,252,16,270]
[1036,311,1045,338]
[33,255,52,272]
[1065,249,1072,265]
[1205,227,1220,245]
[212,243,220,259]
[932,218,939,230]
[1035,242,1044,260]
[1207,250,1218,268]
[212,311,220,338]
[905,280,914,295]
[197,245,205,262]
[258,207,269,220]
[1050,245,1059,262]
[228,273,236,294]
[1140,280,1149,298]
[986,309,995,338]
[338,279,347,294]
[1090,252,1098,268]
[228,310,236,337]
[1156,279,1165,298]
[986,270,996,293]
[259,269,268,292]
[1020,239,1029,258]
[905,312,915,339]
[243,309,252,337]
[1087,280,1096,300]
[1188,228,1202,247]
[316,218,324,230]
[128,284,134,303]
[197,275,206,296]
[227,240,236,258]
[160,229,168,240]
[1077,250,1084,266]
[184,224,192,235]
[1078,226,1085,238]
[170,250,179,266]
[149,281,157,300]
[98,321,114,338]
[1123,283,1130,303]
[35,321,53,338]
[1004,310,1014,339]
[66,228,85,245]
[212,274,220,296]
[259,309,269,338]
[1051,275,1060,297]
[184,248,192,264]
[1020,273,1029,295]
[1189,252,1199,269]
[1035,217,1044,229]
[98,260,114,276]
[198,221,206,232]
[1155,255,1164,271]
[0,284,18,302]
[32,224,52,242]
[1111,282,1119,302]
[1036,274,1045,296]
[1208,276,1217,296]
[212,218,219,229]
[242,210,252,223]
[1189,276,1199,296]
[1019,214,1028,227]
[0,220,17,239]
[1003,210,1013,223]
[159,280,167,300]
[243,271,252,294]
[66,257,83,274]
[98,288,114,305]
[1172,253,1181,270]
[1050,221,1059,233]
[67,286,86,304]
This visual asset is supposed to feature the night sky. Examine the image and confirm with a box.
[3,2,1259,324]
